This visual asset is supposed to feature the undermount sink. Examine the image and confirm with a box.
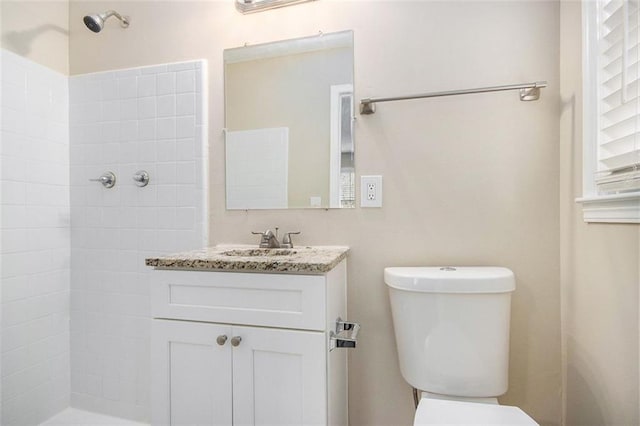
[221,248,299,257]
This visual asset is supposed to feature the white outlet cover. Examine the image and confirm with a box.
[361,175,383,207]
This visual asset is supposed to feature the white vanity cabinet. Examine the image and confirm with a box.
[149,260,348,426]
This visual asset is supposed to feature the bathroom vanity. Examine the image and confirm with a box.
[146,246,352,426]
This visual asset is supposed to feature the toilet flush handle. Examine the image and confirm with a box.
[329,317,360,351]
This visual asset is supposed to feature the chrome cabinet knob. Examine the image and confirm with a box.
[89,171,116,188]
[230,336,242,347]
[132,170,149,187]
[216,335,228,346]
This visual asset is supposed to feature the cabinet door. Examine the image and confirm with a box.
[151,319,233,426]
[232,326,327,426]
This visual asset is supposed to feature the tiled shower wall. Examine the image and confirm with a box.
[69,61,207,421]
[1,49,70,425]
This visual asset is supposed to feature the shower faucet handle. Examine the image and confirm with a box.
[89,171,116,188]
[132,170,150,187]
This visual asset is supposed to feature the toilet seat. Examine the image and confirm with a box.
[414,398,539,425]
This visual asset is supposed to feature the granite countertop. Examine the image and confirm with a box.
[145,245,349,274]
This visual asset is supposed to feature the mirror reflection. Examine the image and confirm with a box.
[224,30,354,209]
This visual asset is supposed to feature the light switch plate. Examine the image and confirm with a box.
[361,175,383,207]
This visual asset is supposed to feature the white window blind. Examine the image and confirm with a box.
[596,0,640,193]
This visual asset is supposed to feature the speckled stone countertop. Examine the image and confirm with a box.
[145,245,349,274]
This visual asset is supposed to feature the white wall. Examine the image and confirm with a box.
[69,2,562,424]
[68,60,207,421]
[1,49,70,425]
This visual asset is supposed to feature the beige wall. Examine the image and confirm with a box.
[70,1,562,425]
[0,0,69,74]
[559,2,640,425]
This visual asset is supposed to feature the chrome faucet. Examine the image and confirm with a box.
[251,228,301,248]
[252,228,281,248]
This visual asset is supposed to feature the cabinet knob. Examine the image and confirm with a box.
[231,336,242,347]
[216,335,228,346]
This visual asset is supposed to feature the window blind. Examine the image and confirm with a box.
[596,0,640,193]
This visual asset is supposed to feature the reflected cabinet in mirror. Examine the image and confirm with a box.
[224,31,354,209]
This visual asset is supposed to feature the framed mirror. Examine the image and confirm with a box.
[224,30,354,209]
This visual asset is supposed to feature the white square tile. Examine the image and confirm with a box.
[156,95,175,117]
[2,105,27,135]
[137,229,158,251]
[156,185,177,206]
[136,207,158,230]
[120,185,139,207]
[2,81,26,111]
[1,181,26,205]
[102,101,120,122]
[175,207,195,230]
[120,99,138,121]
[101,122,119,143]
[2,276,32,301]
[102,143,120,164]
[167,62,195,71]
[118,77,137,99]
[119,121,138,142]
[176,93,195,116]
[137,75,156,97]
[137,141,156,163]
[156,163,177,184]
[156,118,176,140]
[83,80,102,103]
[176,162,195,184]
[195,93,204,125]
[175,138,195,161]
[137,97,156,119]
[119,141,137,163]
[175,185,196,207]
[138,119,156,140]
[156,73,175,95]
[137,184,157,207]
[157,207,176,229]
[176,116,195,138]
[195,68,203,95]
[156,139,176,162]
[176,70,195,93]
[101,79,119,101]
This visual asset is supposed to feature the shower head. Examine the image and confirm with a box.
[83,10,129,33]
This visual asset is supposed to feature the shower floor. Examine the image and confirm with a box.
[39,408,148,426]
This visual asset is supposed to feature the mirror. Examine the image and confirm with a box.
[224,30,354,209]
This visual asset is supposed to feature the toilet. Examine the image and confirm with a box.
[384,266,538,425]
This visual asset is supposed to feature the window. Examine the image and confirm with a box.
[581,0,640,223]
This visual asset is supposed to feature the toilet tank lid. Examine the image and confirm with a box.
[384,267,515,293]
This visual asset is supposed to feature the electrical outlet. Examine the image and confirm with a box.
[361,175,383,207]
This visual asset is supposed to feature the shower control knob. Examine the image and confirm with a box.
[89,171,116,188]
[132,170,150,187]
[216,335,228,346]
[230,336,242,347]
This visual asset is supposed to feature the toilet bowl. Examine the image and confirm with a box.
[384,267,538,426]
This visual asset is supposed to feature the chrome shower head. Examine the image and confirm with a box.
[83,10,129,33]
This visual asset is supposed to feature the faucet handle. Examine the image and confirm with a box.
[282,231,301,248]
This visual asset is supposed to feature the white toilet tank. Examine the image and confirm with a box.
[385,267,515,398]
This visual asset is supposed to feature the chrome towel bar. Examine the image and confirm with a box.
[359,81,548,115]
